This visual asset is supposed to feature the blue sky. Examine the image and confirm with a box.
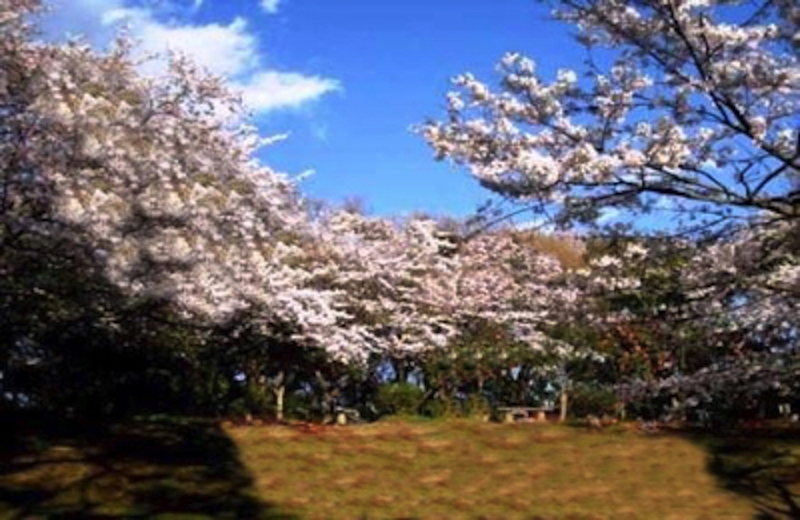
[43,0,582,218]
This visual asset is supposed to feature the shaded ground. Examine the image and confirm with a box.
[0,414,296,519]
[691,428,800,520]
[2,416,798,519]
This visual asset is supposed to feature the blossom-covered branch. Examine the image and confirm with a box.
[421,0,799,232]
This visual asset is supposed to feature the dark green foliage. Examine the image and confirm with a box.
[0,228,206,418]
[421,318,553,407]
[375,382,425,416]
[568,384,620,418]
[462,393,491,418]
[419,396,460,419]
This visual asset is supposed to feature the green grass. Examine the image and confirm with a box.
[1,417,798,519]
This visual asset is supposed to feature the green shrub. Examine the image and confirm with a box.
[243,384,272,415]
[420,396,461,419]
[569,384,619,418]
[463,394,491,419]
[227,397,249,418]
[282,392,315,421]
[375,383,425,417]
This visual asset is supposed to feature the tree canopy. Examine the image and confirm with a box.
[1,0,797,425]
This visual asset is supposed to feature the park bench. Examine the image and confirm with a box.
[497,406,553,423]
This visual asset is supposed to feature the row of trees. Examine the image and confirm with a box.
[1,0,797,425]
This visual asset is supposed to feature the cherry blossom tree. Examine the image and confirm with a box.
[577,232,799,421]
[421,0,799,233]
[313,210,460,361]
[0,0,368,414]
[3,1,302,317]
[642,226,800,420]
[419,0,799,422]
[310,209,598,415]
[425,228,601,416]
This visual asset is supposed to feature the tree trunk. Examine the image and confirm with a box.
[315,370,335,423]
[394,358,406,383]
[274,384,285,421]
[559,390,569,422]
[269,370,287,421]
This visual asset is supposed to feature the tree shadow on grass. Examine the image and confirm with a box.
[0,413,300,519]
[682,427,800,520]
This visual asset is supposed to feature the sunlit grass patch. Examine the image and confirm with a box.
[226,420,785,519]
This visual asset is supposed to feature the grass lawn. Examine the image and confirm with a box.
[1,416,798,519]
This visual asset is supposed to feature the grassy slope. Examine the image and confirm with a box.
[1,417,798,519]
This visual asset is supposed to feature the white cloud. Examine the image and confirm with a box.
[134,15,259,77]
[260,0,281,14]
[239,72,341,112]
[42,0,339,114]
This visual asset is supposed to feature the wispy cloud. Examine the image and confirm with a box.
[310,121,330,142]
[260,0,281,14]
[241,71,341,113]
[43,0,339,114]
